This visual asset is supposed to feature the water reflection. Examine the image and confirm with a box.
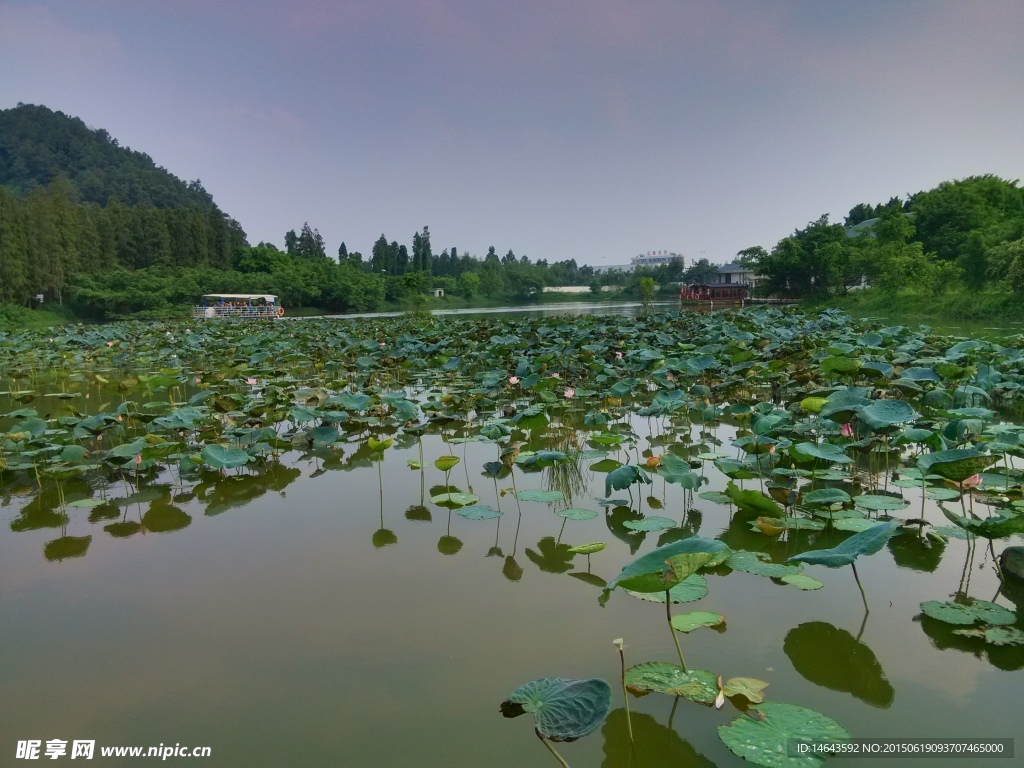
[783,622,894,707]
[916,614,1024,671]
[600,709,717,768]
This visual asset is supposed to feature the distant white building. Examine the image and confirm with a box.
[594,250,684,274]
[631,250,684,269]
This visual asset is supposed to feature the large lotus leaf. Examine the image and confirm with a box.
[725,482,784,516]
[939,506,1024,539]
[623,516,677,532]
[663,471,703,489]
[803,488,851,506]
[516,489,564,503]
[306,426,340,447]
[857,399,919,430]
[619,551,716,593]
[917,449,999,482]
[201,444,253,469]
[670,611,725,633]
[500,677,611,742]
[790,442,852,465]
[952,626,1024,646]
[852,494,909,512]
[608,537,730,591]
[784,622,894,707]
[605,464,651,496]
[727,550,803,578]
[625,663,718,704]
[787,521,899,568]
[919,599,1016,626]
[717,702,850,768]
[831,518,883,533]
[626,573,709,604]
[336,392,371,411]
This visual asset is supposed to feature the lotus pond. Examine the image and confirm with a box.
[1,308,1023,767]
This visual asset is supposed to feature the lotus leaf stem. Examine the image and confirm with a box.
[667,589,687,669]
[536,730,570,768]
[851,562,869,615]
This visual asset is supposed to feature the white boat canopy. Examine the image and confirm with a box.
[201,294,278,302]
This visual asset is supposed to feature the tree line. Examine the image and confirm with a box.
[739,175,1024,298]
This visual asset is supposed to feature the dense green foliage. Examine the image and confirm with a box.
[742,175,1024,299]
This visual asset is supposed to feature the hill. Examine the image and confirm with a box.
[0,103,215,208]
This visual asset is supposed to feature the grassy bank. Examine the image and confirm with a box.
[805,287,1024,325]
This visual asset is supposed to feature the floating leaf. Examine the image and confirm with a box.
[780,574,824,590]
[723,677,770,704]
[455,505,501,520]
[558,508,598,520]
[718,701,850,768]
[516,489,565,503]
[625,663,718,705]
[727,550,803,578]
[430,492,479,507]
[623,516,677,532]
[853,494,909,512]
[500,677,611,742]
[725,483,784,517]
[952,626,1024,646]
[670,611,725,633]
[919,599,1016,626]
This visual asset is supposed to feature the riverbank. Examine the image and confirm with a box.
[804,287,1024,325]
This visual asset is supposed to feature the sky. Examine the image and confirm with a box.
[2,1,1023,270]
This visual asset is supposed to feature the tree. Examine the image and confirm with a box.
[683,258,718,284]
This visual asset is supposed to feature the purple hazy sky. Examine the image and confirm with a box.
[2,1,1023,268]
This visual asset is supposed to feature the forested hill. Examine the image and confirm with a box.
[0,103,214,208]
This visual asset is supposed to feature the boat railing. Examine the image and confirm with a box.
[192,305,282,319]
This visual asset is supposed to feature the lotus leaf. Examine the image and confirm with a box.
[558,508,598,520]
[625,662,718,704]
[919,599,1016,626]
[605,464,651,496]
[723,677,770,704]
[803,488,851,506]
[608,537,729,592]
[500,677,611,742]
[853,494,909,512]
[725,483,784,516]
[434,455,460,471]
[430,492,479,507]
[952,626,1024,646]
[516,489,564,503]
[780,574,824,590]
[727,550,804,578]
[455,505,501,520]
[622,516,676,532]
[567,542,606,555]
[917,449,999,482]
[787,521,899,568]
[670,611,725,633]
[790,442,852,465]
[625,574,709,604]
[201,444,253,469]
[718,701,850,768]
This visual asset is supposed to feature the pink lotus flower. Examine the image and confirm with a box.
[195,376,202,384]
[563,388,575,399]
[841,423,854,438]
[133,454,142,465]
[246,377,258,386]
[508,376,520,385]
[767,444,776,455]
[954,474,982,490]
[551,372,560,378]
[615,351,623,359]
